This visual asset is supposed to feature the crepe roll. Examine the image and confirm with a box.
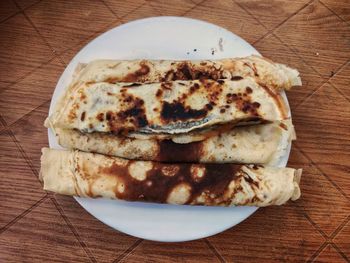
[71,55,301,90]
[40,148,301,207]
[52,120,294,165]
[47,78,289,139]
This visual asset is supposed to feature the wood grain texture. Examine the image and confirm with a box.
[0,58,64,125]
[288,147,350,236]
[54,195,138,263]
[102,0,146,18]
[275,1,350,78]
[121,2,161,24]
[313,244,348,263]
[0,198,91,263]
[333,219,350,261]
[122,240,220,262]
[293,83,350,199]
[0,116,4,129]
[186,0,268,43]
[254,34,324,109]
[0,13,54,92]
[11,101,50,174]
[58,19,122,66]
[330,62,350,101]
[0,131,45,229]
[321,0,350,23]
[207,204,325,262]
[13,0,41,10]
[25,0,117,54]
[235,0,309,30]
[191,0,203,3]
[1,0,350,261]
[149,0,196,16]
[0,0,19,22]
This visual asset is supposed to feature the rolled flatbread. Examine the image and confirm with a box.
[40,148,301,206]
[71,55,301,90]
[47,78,288,138]
[52,120,295,165]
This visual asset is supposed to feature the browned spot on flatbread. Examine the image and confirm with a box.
[101,160,243,204]
[68,103,80,121]
[162,69,175,81]
[279,122,288,130]
[243,172,260,189]
[259,84,287,118]
[122,62,150,82]
[189,83,200,94]
[161,82,172,90]
[225,89,261,116]
[244,62,259,77]
[160,101,208,123]
[123,83,142,87]
[156,89,163,98]
[246,86,253,94]
[104,77,118,83]
[176,62,193,80]
[80,111,86,121]
[252,164,263,170]
[157,140,203,162]
[231,76,243,81]
[106,93,149,134]
[96,113,104,121]
[167,62,226,81]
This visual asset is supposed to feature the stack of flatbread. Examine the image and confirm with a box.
[40,55,302,207]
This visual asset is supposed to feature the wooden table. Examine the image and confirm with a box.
[1,0,349,262]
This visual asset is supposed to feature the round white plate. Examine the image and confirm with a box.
[49,16,291,242]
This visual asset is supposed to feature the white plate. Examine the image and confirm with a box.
[49,16,291,242]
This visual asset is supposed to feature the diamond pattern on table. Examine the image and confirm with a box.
[102,0,146,18]
[288,147,350,236]
[25,0,116,54]
[121,3,161,23]
[293,83,350,199]
[54,195,138,263]
[59,39,91,66]
[330,62,350,101]
[208,204,324,262]
[149,0,196,16]
[186,0,268,44]
[13,0,40,10]
[0,13,54,91]
[321,0,350,23]
[275,1,350,78]
[59,19,122,65]
[122,240,220,262]
[0,131,45,229]
[11,101,50,174]
[333,219,350,261]
[313,244,347,263]
[254,34,323,109]
[0,0,19,22]
[0,114,4,131]
[235,0,308,30]
[0,198,91,262]
[0,58,64,125]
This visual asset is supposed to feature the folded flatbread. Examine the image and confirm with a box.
[47,78,288,139]
[53,120,294,165]
[71,55,301,90]
[40,148,301,206]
